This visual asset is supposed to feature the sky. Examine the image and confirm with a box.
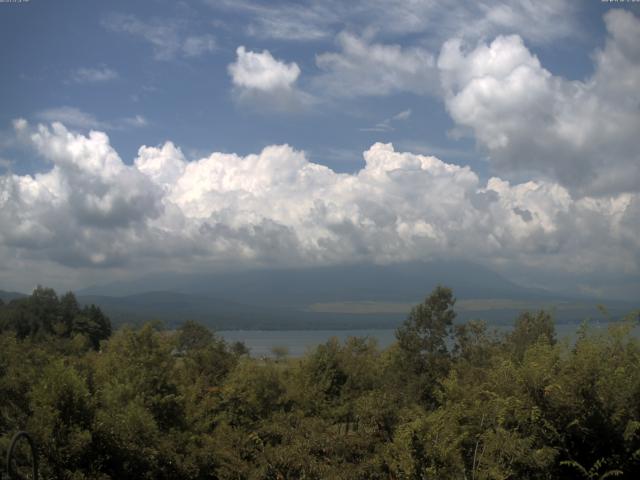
[0,0,639,300]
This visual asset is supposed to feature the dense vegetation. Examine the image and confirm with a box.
[1,286,639,479]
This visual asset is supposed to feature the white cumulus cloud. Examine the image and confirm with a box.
[1,121,638,296]
[229,46,301,91]
[228,46,313,111]
[438,9,640,197]
[1,123,163,271]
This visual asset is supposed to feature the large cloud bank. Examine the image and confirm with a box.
[1,9,638,296]
[1,120,638,295]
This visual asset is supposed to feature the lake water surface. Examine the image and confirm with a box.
[219,321,638,357]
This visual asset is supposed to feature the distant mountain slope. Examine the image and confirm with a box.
[0,289,27,303]
[4,260,638,330]
[77,291,403,330]
[77,291,265,329]
[75,261,637,330]
[4,271,637,331]
[79,260,557,305]
[76,291,637,331]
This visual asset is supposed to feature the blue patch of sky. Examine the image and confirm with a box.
[1,0,637,180]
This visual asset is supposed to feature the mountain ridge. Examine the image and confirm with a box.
[5,261,636,330]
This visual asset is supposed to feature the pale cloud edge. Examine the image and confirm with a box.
[102,14,215,60]
[70,66,119,84]
[314,32,439,97]
[36,107,148,131]
[228,47,315,111]
[210,0,578,45]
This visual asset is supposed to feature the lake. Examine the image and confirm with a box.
[218,329,398,357]
[219,321,638,357]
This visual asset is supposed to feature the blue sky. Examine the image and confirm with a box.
[0,0,639,299]
[0,0,622,174]
[1,1,475,173]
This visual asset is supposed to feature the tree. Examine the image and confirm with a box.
[220,359,288,428]
[3,286,60,339]
[0,287,111,349]
[70,304,111,349]
[176,320,214,353]
[28,360,95,479]
[58,291,81,337]
[92,324,185,478]
[395,285,456,405]
[271,345,289,362]
[230,340,250,357]
[507,310,556,360]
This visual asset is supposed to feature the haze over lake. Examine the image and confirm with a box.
[220,322,640,357]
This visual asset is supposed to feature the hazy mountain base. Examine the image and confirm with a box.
[1,286,640,479]
[72,261,637,330]
[77,261,549,302]
[78,292,637,330]
[3,289,637,332]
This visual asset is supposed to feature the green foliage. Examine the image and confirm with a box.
[395,285,457,406]
[508,310,556,360]
[396,285,457,363]
[28,360,95,478]
[176,320,215,352]
[1,285,639,479]
[270,345,289,361]
[0,287,111,349]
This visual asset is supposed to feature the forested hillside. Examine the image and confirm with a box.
[1,286,639,479]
